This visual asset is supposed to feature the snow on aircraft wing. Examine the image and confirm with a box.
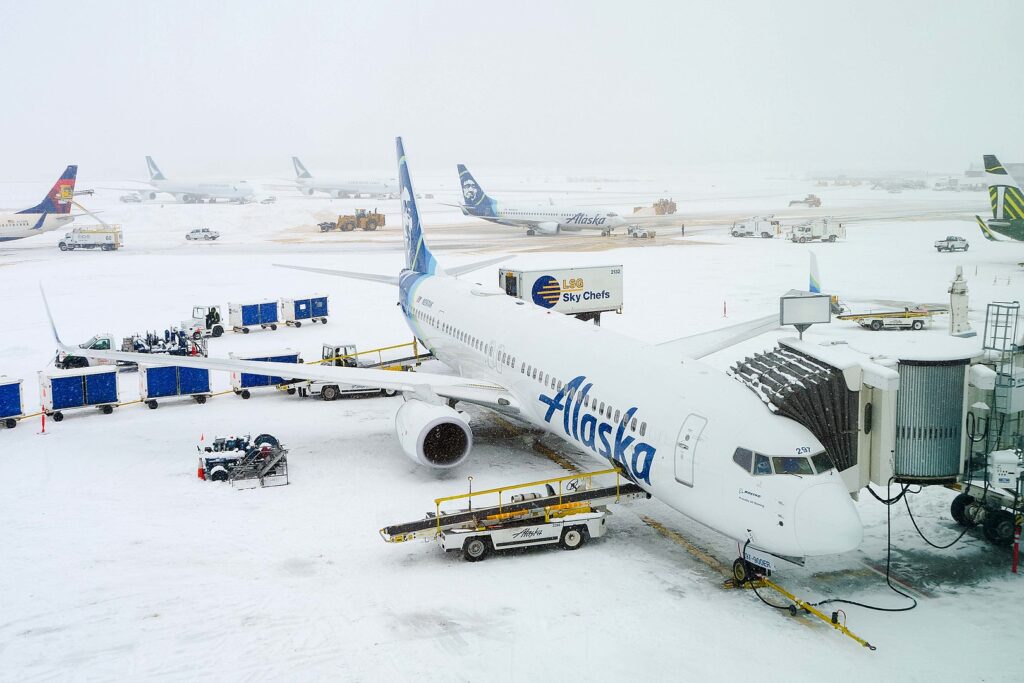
[656,313,781,359]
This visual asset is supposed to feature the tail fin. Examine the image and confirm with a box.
[398,137,438,275]
[17,165,77,215]
[145,156,165,181]
[983,154,1024,220]
[976,215,1001,241]
[292,156,312,179]
[457,164,498,217]
[809,252,821,293]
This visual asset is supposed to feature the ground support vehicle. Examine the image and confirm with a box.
[320,209,385,232]
[58,225,122,251]
[947,451,1023,547]
[788,193,821,207]
[228,300,280,333]
[499,266,623,322]
[139,365,212,409]
[119,194,142,203]
[198,433,288,488]
[0,377,24,429]
[790,217,845,243]
[229,350,300,399]
[628,225,656,239]
[58,332,205,370]
[381,468,648,561]
[731,215,779,238]
[38,366,119,421]
[280,295,329,327]
[185,228,219,241]
[935,236,969,252]
[653,198,677,215]
[292,341,429,400]
[837,309,939,331]
[184,305,225,338]
[56,333,122,369]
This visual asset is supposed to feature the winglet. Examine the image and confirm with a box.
[809,252,821,293]
[39,285,71,350]
[976,215,1000,241]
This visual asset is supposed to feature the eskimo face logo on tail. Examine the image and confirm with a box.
[538,375,656,484]
[462,179,480,203]
[531,276,560,308]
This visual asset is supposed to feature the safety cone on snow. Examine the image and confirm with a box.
[38,407,47,435]
[197,457,206,480]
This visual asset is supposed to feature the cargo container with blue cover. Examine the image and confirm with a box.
[139,365,212,408]
[38,366,119,421]
[228,300,280,333]
[281,295,329,327]
[0,377,24,429]
[228,350,300,398]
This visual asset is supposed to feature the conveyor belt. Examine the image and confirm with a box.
[381,482,648,539]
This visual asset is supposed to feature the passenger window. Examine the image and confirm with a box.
[532,368,537,380]
[732,448,753,472]
[599,401,605,413]
[811,452,834,473]
[606,405,612,419]
[557,380,563,391]
[631,417,637,431]
[772,457,814,476]
[640,422,646,436]
[614,409,620,423]
[753,454,772,475]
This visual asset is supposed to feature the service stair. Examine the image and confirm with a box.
[229,444,290,489]
[380,468,648,543]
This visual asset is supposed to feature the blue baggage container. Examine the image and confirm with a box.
[143,366,179,399]
[311,296,329,318]
[41,367,119,419]
[84,371,118,405]
[51,375,86,409]
[259,301,279,323]
[241,304,261,326]
[0,378,24,426]
[178,367,211,394]
[292,299,312,320]
[231,351,299,393]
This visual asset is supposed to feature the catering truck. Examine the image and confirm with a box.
[499,265,623,323]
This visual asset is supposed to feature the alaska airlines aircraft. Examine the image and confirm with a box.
[0,165,78,242]
[46,138,862,568]
[455,164,626,236]
[291,157,395,198]
[108,157,255,203]
[976,154,1024,242]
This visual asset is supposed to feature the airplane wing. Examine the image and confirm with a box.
[42,290,519,412]
[656,313,781,359]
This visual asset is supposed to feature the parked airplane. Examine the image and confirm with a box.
[454,164,626,236]
[106,157,255,203]
[976,154,1024,242]
[291,156,395,198]
[46,137,862,572]
[0,165,78,242]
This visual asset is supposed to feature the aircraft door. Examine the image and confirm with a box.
[674,413,708,487]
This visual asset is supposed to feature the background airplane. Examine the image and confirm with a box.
[105,156,255,203]
[290,156,395,198]
[455,164,626,236]
[977,153,1024,242]
[0,165,78,242]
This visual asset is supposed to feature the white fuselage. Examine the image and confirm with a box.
[477,203,625,233]
[0,213,75,242]
[401,273,862,559]
[296,177,395,198]
[145,179,255,202]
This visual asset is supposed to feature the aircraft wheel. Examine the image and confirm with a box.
[983,510,1016,547]
[462,537,490,562]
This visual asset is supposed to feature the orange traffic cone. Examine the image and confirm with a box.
[197,457,206,480]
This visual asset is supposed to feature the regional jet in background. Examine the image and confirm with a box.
[453,164,626,236]
[46,137,863,573]
[977,154,1024,242]
[105,156,255,204]
[291,156,396,198]
[0,165,79,242]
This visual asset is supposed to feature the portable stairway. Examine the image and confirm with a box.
[729,345,859,472]
[229,444,290,489]
[380,468,649,543]
[982,302,1023,453]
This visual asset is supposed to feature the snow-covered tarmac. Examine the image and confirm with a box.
[0,179,1021,681]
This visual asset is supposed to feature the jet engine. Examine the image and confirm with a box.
[146,191,157,200]
[395,399,472,469]
[333,190,346,199]
[534,222,560,235]
[304,188,315,196]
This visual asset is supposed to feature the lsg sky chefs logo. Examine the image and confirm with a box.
[531,275,612,309]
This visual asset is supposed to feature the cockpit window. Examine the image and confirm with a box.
[772,456,814,476]
[753,453,772,476]
[732,448,752,472]
[811,452,834,473]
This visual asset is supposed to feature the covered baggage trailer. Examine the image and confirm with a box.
[229,350,300,399]
[280,295,329,327]
[0,377,24,429]
[228,300,280,334]
[139,365,212,409]
[38,366,120,421]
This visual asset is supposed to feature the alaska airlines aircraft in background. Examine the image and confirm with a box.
[977,154,1024,242]
[47,137,862,569]
[0,165,78,242]
[291,157,395,198]
[455,164,625,236]
[107,157,255,203]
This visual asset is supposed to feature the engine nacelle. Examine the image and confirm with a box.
[534,221,560,235]
[146,191,157,200]
[333,190,346,199]
[395,399,472,469]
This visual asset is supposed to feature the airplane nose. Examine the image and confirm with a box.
[794,482,863,556]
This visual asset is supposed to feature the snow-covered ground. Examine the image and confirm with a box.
[0,180,1021,681]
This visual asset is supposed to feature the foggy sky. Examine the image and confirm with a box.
[1,1,1021,179]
